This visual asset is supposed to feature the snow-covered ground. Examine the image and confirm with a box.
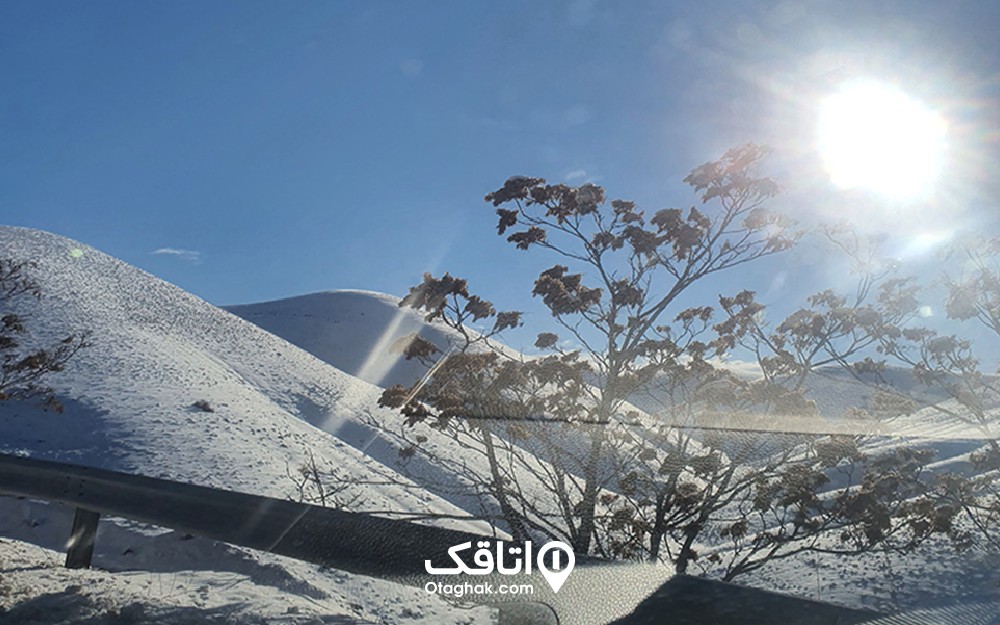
[0,502,495,625]
[3,225,1000,623]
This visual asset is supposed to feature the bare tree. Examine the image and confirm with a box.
[374,149,976,582]
[706,226,986,571]
[379,145,815,561]
[286,449,364,510]
[0,259,87,412]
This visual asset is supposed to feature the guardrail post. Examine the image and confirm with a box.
[65,507,100,569]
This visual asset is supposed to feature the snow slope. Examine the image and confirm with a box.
[0,226,491,529]
[226,291,461,389]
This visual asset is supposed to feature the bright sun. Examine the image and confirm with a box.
[818,81,947,200]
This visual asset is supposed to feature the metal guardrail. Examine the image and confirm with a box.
[0,453,566,624]
[0,453,486,578]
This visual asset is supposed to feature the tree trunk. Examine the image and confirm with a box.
[649,529,663,563]
[649,492,668,562]
[572,423,606,555]
[674,523,700,575]
[482,429,530,543]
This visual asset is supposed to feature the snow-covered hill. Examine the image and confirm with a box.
[0,226,490,529]
[226,291,460,389]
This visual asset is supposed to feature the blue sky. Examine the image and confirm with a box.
[3,1,999,352]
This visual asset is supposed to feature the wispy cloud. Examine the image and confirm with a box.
[564,169,602,184]
[152,248,202,264]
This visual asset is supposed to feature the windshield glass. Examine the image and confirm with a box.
[2,2,999,624]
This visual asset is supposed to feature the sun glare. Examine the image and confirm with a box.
[818,81,947,200]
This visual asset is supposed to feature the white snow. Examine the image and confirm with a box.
[0,502,495,624]
[226,291,462,390]
[3,225,1000,623]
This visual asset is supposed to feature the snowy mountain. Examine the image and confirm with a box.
[226,291,460,389]
[0,228,472,519]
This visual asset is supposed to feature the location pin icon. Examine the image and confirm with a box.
[536,541,575,593]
